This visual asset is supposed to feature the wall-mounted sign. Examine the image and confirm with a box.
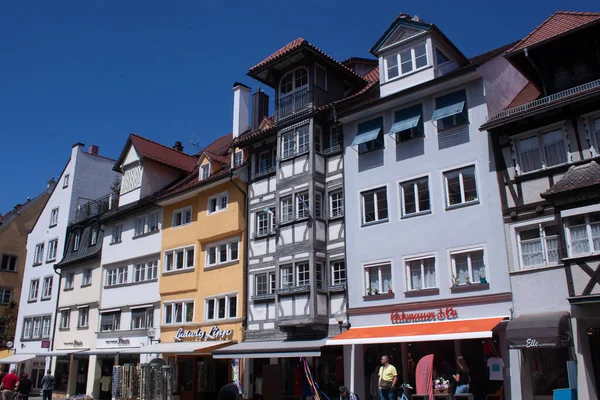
[174,326,234,342]
[63,340,84,347]
[105,338,131,346]
[41,340,50,349]
[390,307,459,324]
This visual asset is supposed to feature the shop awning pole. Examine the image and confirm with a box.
[350,344,356,393]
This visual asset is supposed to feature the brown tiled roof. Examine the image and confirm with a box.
[543,161,600,197]
[509,11,600,53]
[115,134,198,173]
[505,82,542,109]
[201,132,233,156]
[204,151,230,166]
[159,168,231,199]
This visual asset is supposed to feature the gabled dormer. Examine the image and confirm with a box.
[114,134,198,207]
[370,13,469,97]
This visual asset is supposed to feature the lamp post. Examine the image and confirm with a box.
[147,328,161,344]
[334,310,351,333]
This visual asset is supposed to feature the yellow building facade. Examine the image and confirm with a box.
[158,147,246,400]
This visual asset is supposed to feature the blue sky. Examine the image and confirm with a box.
[0,0,597,213]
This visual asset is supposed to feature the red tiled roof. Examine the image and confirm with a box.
[509,11,600,53]
[543,161,600,197]
[204,151,230,166]
[505,82,542,109]
[201,132,233,156]
[118,134,198,173]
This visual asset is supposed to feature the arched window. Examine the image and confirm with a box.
[279,67,309,97]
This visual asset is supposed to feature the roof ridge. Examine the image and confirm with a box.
[130,133,197,161]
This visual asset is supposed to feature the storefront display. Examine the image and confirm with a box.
[112,363,173,400]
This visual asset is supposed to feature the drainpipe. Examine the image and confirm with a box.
[229,173,248,339]
[524,48,547,96]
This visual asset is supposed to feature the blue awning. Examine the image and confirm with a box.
[390,105,423,134]
[352,117,383,147]
[431,90,467,121]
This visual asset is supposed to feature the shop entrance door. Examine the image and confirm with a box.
[178,358,194,400]
[589,327,600,396]
[262,365,281,400]
[30,361,45,392]
[76,358,89,394]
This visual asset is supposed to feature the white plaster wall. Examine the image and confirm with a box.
[510,268,570,316]
[477,55,528,117]
[572,259,600,295]
[101,277,160,309]
[58,259,102,307]
[327,155,343,174]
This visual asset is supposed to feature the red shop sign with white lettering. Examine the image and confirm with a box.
[390,307,459,324]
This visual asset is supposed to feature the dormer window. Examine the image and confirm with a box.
[73,231,81,251]
[384,43,428,81]
[436,49,450,65]
[200,164,210,180]
[280,67,308,96]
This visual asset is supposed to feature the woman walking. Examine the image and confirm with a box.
[453,356,470,394]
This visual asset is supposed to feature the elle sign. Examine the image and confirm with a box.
[390,307,459,324]
[174,326,233,341]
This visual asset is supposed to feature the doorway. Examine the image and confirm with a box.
[588,327,600,396]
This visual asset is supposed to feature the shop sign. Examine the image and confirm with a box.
[41,340,50,349]
[390,307,459,324]
[63,340,84,347]
[174,326,233,342]
[105,338,131,346]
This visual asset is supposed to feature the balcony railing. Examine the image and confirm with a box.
[488,78,600,123]
[75,192,119,223]
[253,165,276,179]
[275,87,311,122]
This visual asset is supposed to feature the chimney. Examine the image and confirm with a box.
[88,145,99,155]
[252,88,269,132]
[232,82,251,138]
[47,177,56,191]
[172,141,184,152]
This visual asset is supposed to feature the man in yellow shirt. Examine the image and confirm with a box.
[378,356,398,400]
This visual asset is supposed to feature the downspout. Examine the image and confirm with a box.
[229,172,248,339]
[524,48,547,96]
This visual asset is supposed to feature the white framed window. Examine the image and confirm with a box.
[315,192,323,218]
[329,125,343,152]
[331,260,346,286]
[135,260,159,281]
[450,249,486,285]
[50,208,59,227]
[90,226,99,246]
[406,257,436,291]
[41,276,53,299]
[384,42,428,81]
[135,215,147,236]
[82,269,93,286]
[112,224,123,243]
[316,262,323,289]
[444,166,478,208]
[164,246,195,272]
[365,262,392,294]
[23,319,33,339]
[164,301,194,325]
[64,273,74,290]
[516,129,568,174]
[100,311,120,332]
[73,231,81,251]
[279,67,308,96]
[400,177,430,216]
[281,126,310,158]
[172,207,192,227]
[256,148,277,176]
[149,212,160,232]
[296,191,310,219]
[297,262,310,286]
[329,190,344,218]
[0,254,17,272]
[205,294,237,321]
[78,307,89,328]
[361,187,388,225]
[517,224,561,268]
[29,279,39,302]
[200,163,211,180]
[47,239,58,262]
[280,196,294,223]
[315,63,327,90]
[280,264,293,288]
[106,266,127,286]
[206,239,238,267]
[34,243,44,265]
[32,318,41,337]
[131,308,153,329]
[60,310,70,329]
[233,150,243,167]
[255,272,276,296]
[20,315,50,339]
[63,174,70,188]
[255,209,275,237]
[565,213,600,257]
[42,316,51,337]
[208,192,228,215]
[0,288,12,305]
[279,263,311,288]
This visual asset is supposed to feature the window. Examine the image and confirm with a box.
[164,301,194,325]
[112,224,123,243]
[135,260,158,281]
[566,213,600,256]
[281,126,310,158]
[100,311,121,332]
[149,212,160,232]
[34,243,44,265]
[121,164,142,193]
[256,148,277,176]
[206,240,238,267]
[200,163,211,180]
[400,177,430,216]
[32,318,41,338]
[63,174,70,188]
[329,126,343,152]
[282,131,295,158]
[331,261,346,286]
[517,225,561,268]
[255,209,275,237]
[208,192,228,215]
[451,249,485,285]
[90,226,99,246]
[0,289,11,305]
[135,216,146,236]
[444,166,478,207]
[391,104,424,142]
[164,246,195,272]
[436,49,450,64]
[78,307,89,328]
[42,316,51,337]
[296,192,310,219]
[46,239,58,262]
[73,231,81,251]
[205,295,237,321]
[329,191,344,218]
[106,267,127,286]
[406,257,436,291]
[23,319,32,339]
[361,187,388,225]
[233,150,243,167]
[281,196,294,223]
[279,263,311,288]
[50,208,59,227]
[316,263,323,289]
[315,192,322,219]
[516,130,568,174]
[82,269,93,286]
[64,273,74,290]
[280,264,293,288]
[60,310,70,329]
[41,276,53,299]
[434,90,469,130]
[29,279,39,301]
[297,262,310,286]
[255,272,276,296]
[20,315,51,339]
[131,308,153,329]
[279,68,308,96]
[1,254,17,272]
[315,64,327,90]
[385,43,428,81]
[354,118,384,154]
[365,263,392,294]
[172,207,192,227]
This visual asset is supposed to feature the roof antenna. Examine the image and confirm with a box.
[190,132,207,153]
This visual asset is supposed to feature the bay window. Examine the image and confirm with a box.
[566,213,600,256]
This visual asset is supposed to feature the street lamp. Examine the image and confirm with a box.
[334,310,351,333]
[147,328,161,344]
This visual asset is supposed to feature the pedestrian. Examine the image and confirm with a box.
[18,373,32,400]
[217,383,240,400]
[452,356,470,394]
[41,370,55,400]
[339,385,358,400]
[1,369,19,400]
[378,355,397,400]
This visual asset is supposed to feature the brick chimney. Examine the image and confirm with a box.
[88,145,99,155]
[172,141,184,152]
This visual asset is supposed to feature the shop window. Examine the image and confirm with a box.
[527,347,571,396]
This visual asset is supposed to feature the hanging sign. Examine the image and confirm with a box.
[174,326,233,341]
[390,307,459,324]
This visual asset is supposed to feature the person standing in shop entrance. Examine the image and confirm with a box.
[453,357,470,394]
[378,356,398,400]
[41,370,55,400]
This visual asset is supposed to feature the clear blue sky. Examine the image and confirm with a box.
[0,0,597,213]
